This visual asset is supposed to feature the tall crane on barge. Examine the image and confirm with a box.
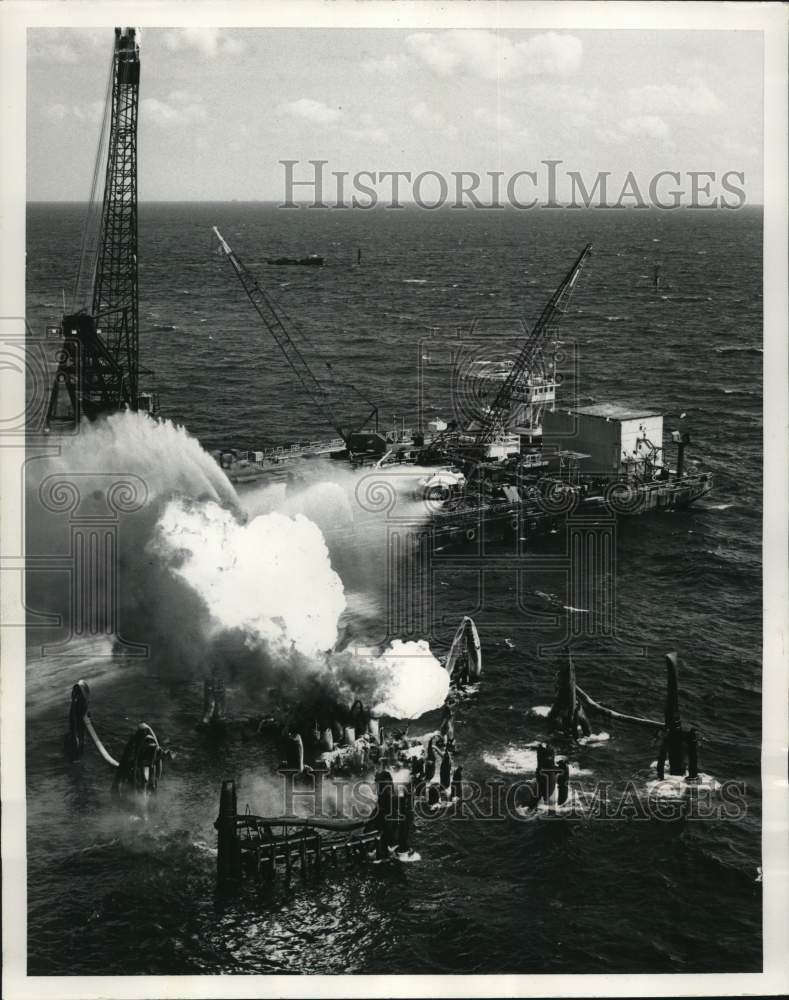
[469,242,592,457]
[418,243,592,467]
[213,227,377,449]
[46,27,156,430]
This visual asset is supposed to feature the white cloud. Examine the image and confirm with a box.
[141,96,207,127]
[345,126,389,144]
[163,28,245,58]
[275,101,387,142]
[46,103,78,120]
[522,32,583,77]
[45,100,104,123]
[343,112,389,144]
[29,28,107,64]
[406,29,582,80]
[508,83,599,114]
[410,101,459,140]
[167,89,199,104]
[410,101,441,128]
[277,98,341,126]
[626,80,723,116]
[473,107,515,132]
[595,116,672,145]
[405,33,461,77]
[621,115,670,140]
[595,125,625,145]
[360,54,403,76]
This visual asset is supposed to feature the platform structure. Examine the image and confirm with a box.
[215,780,381,885]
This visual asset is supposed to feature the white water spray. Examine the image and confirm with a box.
[28,412,451,720]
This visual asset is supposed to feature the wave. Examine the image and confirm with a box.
[576,311,629,322]
[661,294,713,303]
[577,731,611,746]
[715,346,762,356]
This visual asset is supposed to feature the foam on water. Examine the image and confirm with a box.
[514,788,588,819]
[578,731,611,746]
[646,773,721,797]
[483,746,591,777]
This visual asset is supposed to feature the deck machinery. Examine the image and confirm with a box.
[46,27,157,430]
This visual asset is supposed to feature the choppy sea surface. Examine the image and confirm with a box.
[25,203,762,975]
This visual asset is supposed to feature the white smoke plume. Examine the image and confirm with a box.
[151,497,450,719]
[27,412,450,722]
[329,640,449,719]
[151,499,345,656]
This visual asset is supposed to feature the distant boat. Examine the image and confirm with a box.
[266,254,324,267]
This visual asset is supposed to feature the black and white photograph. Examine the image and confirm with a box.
[1,2,787,997]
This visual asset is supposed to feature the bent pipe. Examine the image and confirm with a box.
[548,654,593,738]
[576,686,663,731]
[282,733,305,773]
[65,681,172,792]
[64,680,90,761]
[664,651,681,731]
[65,680,120,767]
[84,715,121,768]
[577,651,685,733]
[549,653,579,732]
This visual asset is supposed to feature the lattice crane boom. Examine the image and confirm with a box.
[47,27,148,429]
[213,227,371,445]
[474,243,592,447]
[91,26,140,401]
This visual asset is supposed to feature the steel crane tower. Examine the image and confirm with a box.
[47,27,152,429]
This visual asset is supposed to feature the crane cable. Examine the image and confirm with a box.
[213,227,375,443]
[71,38,115,313]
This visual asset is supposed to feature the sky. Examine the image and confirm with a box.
[26,26,764,203]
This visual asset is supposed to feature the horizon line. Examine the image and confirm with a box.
[26,199,766,208]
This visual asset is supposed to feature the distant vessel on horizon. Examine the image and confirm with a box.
[266,253,324,267]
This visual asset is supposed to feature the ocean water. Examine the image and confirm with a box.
[24,203,762,975]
